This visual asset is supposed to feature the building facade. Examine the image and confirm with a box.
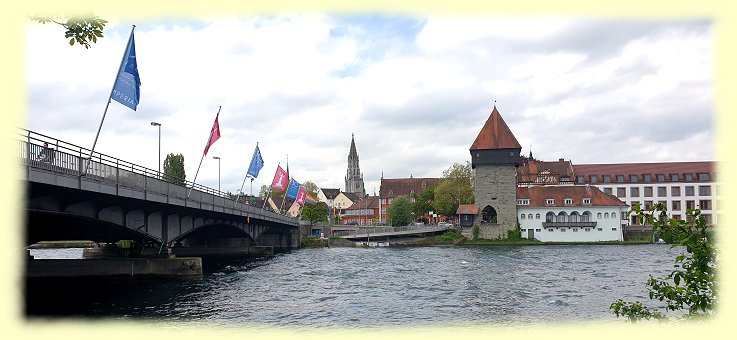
[469,106,521,239]
[345,134,366,196]
[517,185,627,242]
[379,176,439,224]
[573,162,718,226]
[341,196,380,225]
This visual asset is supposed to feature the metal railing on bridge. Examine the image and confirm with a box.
[334,224,451,238]
[15,128,295,224]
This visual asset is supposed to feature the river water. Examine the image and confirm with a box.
[26,244,680,328]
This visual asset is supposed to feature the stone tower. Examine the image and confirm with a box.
[469,106,521,239]
[345,133,366,196]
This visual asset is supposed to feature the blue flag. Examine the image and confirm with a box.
[112,30,141,110]
[286,179,301,199]
[247,144,264,178]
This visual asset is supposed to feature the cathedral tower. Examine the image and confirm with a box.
[470,105,521,239]
[345,133,366,196]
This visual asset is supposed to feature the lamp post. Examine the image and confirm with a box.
[213,156,221,192]
[150,122,161,178]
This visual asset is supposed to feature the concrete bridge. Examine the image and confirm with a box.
[334,225,454,240]
[16,129,301,255]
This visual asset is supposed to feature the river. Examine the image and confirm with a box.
[26,244,680,328]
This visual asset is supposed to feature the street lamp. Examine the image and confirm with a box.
[212,156,221,192]
[150,122,161,178]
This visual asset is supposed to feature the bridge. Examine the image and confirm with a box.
[16,128,301,256]
[335,225,454,240]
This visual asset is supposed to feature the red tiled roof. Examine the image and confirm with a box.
[516,185,626,207]
[574,162,715,183]
[379,177,439,198]
[470,106,521,151]
[517,158,575,183]
[456,204,479,215]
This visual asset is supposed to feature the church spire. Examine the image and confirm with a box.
[348,133,358,159]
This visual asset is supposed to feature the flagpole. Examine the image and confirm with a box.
[187,106,221,199]
[235,142,259,208]
[280,178,292,213]
[262,162,279,211]
[85,25,136,175]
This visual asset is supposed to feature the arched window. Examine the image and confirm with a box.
[528,213,533,219]
[581,211,592,222]
[546,212,555,222]
[604,212,609,219]
[520,214,526,219]
[597,212,602,219]
[482,206,497,224]
[556,211,567,222]
[569,212,579,222]
[536,213,541,219]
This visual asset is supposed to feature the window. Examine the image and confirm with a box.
[546,199,555,206]
[644,200,652,209]
[561,228,567,232]
[617,175,625,183]
[657,187,667,197]
[657,174,666,182]
[698,173,709,181]
[597,212,602,219]
[548,229,554,232]
[672,201,681,211]
[671,187,681,196]
[521,229,526,232]
[644,174,651,182]
[598,228,603,231]
[573,228,578,232]
[546,212,555,222]
[630,175,638,182]
[644,187,653,197]
[528,213,533,219]
[670,174,679,181]
[621,212,627,220]
[536,213,541,219]
[517,199,530,205]
[612,227,617,231]
[604,212,609,218]
[685,174,693,181]
[603,175,611,183]
[520,214,526,219]
[536,229,541,232]
[583,198,591,205]
[617,187,626,197]
[672,214,681,220]
[564,198,573,205]
[389,190,393,196]
[631,216,639,225]
[576,176,584,184]
[686,200,695,210]
[702,214,712,224]
[685,186,694,196]
[699,186,711,196]
[630,187,640,197]
[699,200,712,210]
[604,187,612,195]
[585,228,591,232]
[590,175,598,184]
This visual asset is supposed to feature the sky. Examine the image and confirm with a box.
[24,15,714,197]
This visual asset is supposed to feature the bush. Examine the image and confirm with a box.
[435,229,465,242]
[472,225,480,240]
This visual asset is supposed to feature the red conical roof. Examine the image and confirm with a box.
[470,106,521,151]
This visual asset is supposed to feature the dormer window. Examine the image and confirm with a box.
[583,198,591,205]
[564,198,573,205]
[517,199,530,205]
[422,181,427,187]
[546,198,555,206]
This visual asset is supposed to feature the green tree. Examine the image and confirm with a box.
[163,153,186,185]
[30,15,108,49]
[387,195,412,226]
[412,188,434,220]
[259,185,270,198]
[301,202,329,225]
[433,162,474,216]
[302,181,319,196]
[259,184,285,198]
[610,203,717,322]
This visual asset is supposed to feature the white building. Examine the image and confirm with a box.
[573,162,718,226]
[517,185,628,242]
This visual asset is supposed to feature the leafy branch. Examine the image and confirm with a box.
[30,15,108,48]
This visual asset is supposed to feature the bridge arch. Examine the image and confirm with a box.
[26,209,160,246]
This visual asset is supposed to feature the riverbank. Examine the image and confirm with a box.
[27,240,98,249]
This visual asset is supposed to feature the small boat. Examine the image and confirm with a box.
[656,238,666,244]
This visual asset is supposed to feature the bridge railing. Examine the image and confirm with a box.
[16,128,296,225]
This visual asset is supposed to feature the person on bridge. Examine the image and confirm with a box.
[37,142,55,163]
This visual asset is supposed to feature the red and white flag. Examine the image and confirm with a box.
[203,112,221,156]
[295,187,306,205]
[271,165,288,190]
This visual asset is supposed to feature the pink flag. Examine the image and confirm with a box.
[203,112,221,155]
[270,165,288,190]
[295,186,306,205]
